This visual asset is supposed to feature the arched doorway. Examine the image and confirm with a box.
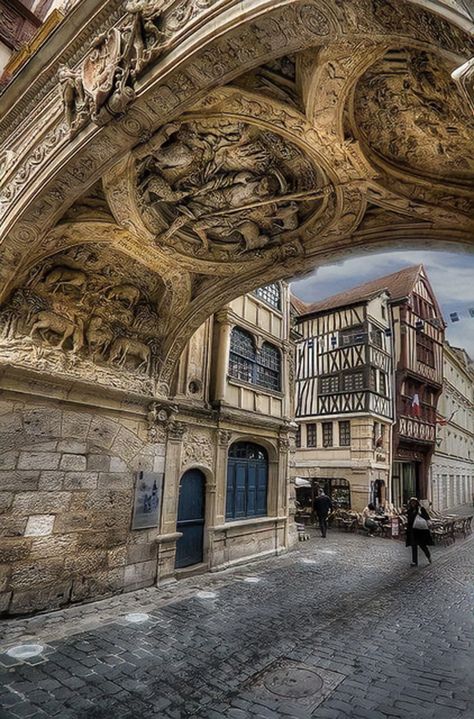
[226,442,268,520]
[175,469,206,569]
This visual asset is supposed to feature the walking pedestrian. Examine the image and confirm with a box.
[406,497,433,567]
[314,488,332,538]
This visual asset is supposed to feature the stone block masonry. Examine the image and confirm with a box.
[0,397,165,615]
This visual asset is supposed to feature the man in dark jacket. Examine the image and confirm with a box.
[314,489,332,538]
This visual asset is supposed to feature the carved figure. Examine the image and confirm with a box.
[109,336,151,372]
[138,120,322,258]
[86,316,113,357]
[30,311,84,352]
[106,283,141,307]
[124,0,170,77]
[59,65,88,134]
[43,266,87,294]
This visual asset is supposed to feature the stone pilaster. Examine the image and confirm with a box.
[156,421,187,585]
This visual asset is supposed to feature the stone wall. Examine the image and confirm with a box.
[0,395,165,615]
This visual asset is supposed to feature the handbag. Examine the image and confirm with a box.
[413,512,429,531]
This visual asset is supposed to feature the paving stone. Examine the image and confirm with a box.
[0,533,471,718]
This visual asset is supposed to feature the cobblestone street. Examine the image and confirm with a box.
[0,532,473,719]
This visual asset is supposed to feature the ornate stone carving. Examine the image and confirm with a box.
[0,243,166,395]
[182,432,213,468]
[124,0,171,77]
[147,401,179,439]
[217,429,232,447]
[452,58,474,114]
[167,420,187,441]
[60,26,136,136]
[353,49,474,186]
[135,118,325,262]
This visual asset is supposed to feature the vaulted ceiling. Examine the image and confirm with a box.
[0,0,472,394]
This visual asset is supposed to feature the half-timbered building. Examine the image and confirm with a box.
[389,266,445,507]
[292,265,445,511]
[292,288,393,511]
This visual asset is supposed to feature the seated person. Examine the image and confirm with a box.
[362,503,378,536]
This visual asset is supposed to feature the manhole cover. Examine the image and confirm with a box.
[244,659,346,712]
[264,666,323,698]
[6,644,44,659]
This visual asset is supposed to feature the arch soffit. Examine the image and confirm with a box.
[1,0,472,275]
[0,0,472,391]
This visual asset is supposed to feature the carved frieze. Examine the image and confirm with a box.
[0,243,166,396]
[182,431,214,468]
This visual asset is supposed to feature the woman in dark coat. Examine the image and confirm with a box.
[406,497,434,566]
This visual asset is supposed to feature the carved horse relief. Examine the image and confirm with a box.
[109,336,151,372]
[30,311,84,353]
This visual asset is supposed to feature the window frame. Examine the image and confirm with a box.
[320,375,339,395]
[338,420,351,447]
[306,423,317,447]
[228,327,281,392]
[253,283,281,311]
[322,422,333,448]
[416,332,435,368]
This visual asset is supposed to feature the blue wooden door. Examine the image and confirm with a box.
[175,469,205,568]
[226,443,268,520]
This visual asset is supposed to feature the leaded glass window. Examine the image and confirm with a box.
[322,422,333,447]
[339,421,351,446]
[254,283,281,310]
[306,423,317,447]
[229,328,281,391]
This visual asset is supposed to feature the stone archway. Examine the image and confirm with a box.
[0,0,473,395]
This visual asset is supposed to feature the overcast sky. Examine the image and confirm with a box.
[291,250,474,360]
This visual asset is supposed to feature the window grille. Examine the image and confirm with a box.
[369,367,377,391]
[340,325,365,346]
[295,426,301,448]
[320,375,339,394]
[342,372,364,391]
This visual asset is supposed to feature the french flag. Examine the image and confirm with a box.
[411,393,421,417]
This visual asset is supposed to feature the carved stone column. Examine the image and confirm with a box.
[213,311,234,403]
[156,420,187,585]
[209,428,233,568]
[280,424,298,549]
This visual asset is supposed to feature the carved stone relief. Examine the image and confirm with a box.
[134,118,326,263]
[0,243,167,395]
[182,431,214,468]
[353,49,474,186]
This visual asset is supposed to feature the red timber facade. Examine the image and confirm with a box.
[391,266,444,507]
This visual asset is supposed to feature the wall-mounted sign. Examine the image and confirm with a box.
[131,471,164,530]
